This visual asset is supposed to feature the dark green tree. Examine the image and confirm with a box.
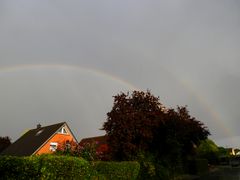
[196,139,219,164]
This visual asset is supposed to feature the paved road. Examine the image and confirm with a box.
[200,166,240,180]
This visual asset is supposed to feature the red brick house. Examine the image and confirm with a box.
[1,122,77,156]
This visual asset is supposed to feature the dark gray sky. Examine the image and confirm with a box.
[0,0,240,147]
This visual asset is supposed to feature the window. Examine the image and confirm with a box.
[58,127,68,134]
[65,140,71,150]
[36,129,44,136]
[62,127,67,134]
[50,142,58,152]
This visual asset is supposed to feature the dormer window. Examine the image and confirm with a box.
[58,127,68,134]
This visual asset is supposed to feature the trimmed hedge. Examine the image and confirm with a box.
[0,155,92,180]
[0,156,39,180]
[93,161,140,180]
[35,155,92,179]
[0,155,140,179]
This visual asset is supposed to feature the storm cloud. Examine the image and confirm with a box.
[0,0,239,147]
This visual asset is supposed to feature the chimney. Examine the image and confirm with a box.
[37,123,41,129]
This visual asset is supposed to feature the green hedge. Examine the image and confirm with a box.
[0,155,92,180]
[35,155,92,179]
[0,156,39,180]
[0,155,140,180]
[93,161,140,180]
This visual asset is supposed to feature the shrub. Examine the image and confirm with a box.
[0,156,39,180]
[196,139,219,164]
[93,161,140,180]
[78,142,98,161]
[187,158,208,175]
[32,155,92,179]
[56,140,110,161]
[136,152,156,180]
[0,156,23,179]
[137,151,182,180]
[0,155,92,179]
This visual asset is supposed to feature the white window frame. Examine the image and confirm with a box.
[58,127,68,134]
[49,142,58,152]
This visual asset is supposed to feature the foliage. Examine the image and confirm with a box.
[0,136,11,153]
[102,90,165,160]
[78,142,109,161]
[136,151,173,180]
[0,155,92,180]
[55,140,78,156]
[137,152,156,179]
[187,158,208,175]
[196,139,219,164]
[164,107,210,157]
[93,161,140,180]
[102,90,210,162]
[96,144,110,160]
[0,156,39,179]
[136,151,185,180]
[36,155,92,179]
[56,140,108,161]
[102,90,210,179]
[77,142,98,161]
[0,155,141,180]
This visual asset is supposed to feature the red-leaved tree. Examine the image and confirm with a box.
[102,91,210,161]
[102,91,166,160]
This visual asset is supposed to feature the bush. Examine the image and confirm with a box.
[136,152,157,180]
[0,156,39,179]
[34,155,92,179]
[93,161,140,180]
[196,139,219,165]
[0,155,92,179]
[187,158,208,175]
[137,152,183,180]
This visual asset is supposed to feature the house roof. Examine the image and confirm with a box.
[79,135,108,146]
[1,122,67,156]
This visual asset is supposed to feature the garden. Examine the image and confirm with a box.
[0,91,225,179]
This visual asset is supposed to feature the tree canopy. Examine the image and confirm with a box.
[0,136,11,153]
[196,139,219,164]
[102,91,210,161]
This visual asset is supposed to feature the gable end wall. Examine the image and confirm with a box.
[35,133,74,155]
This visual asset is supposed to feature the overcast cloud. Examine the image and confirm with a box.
[0,0,240,147]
